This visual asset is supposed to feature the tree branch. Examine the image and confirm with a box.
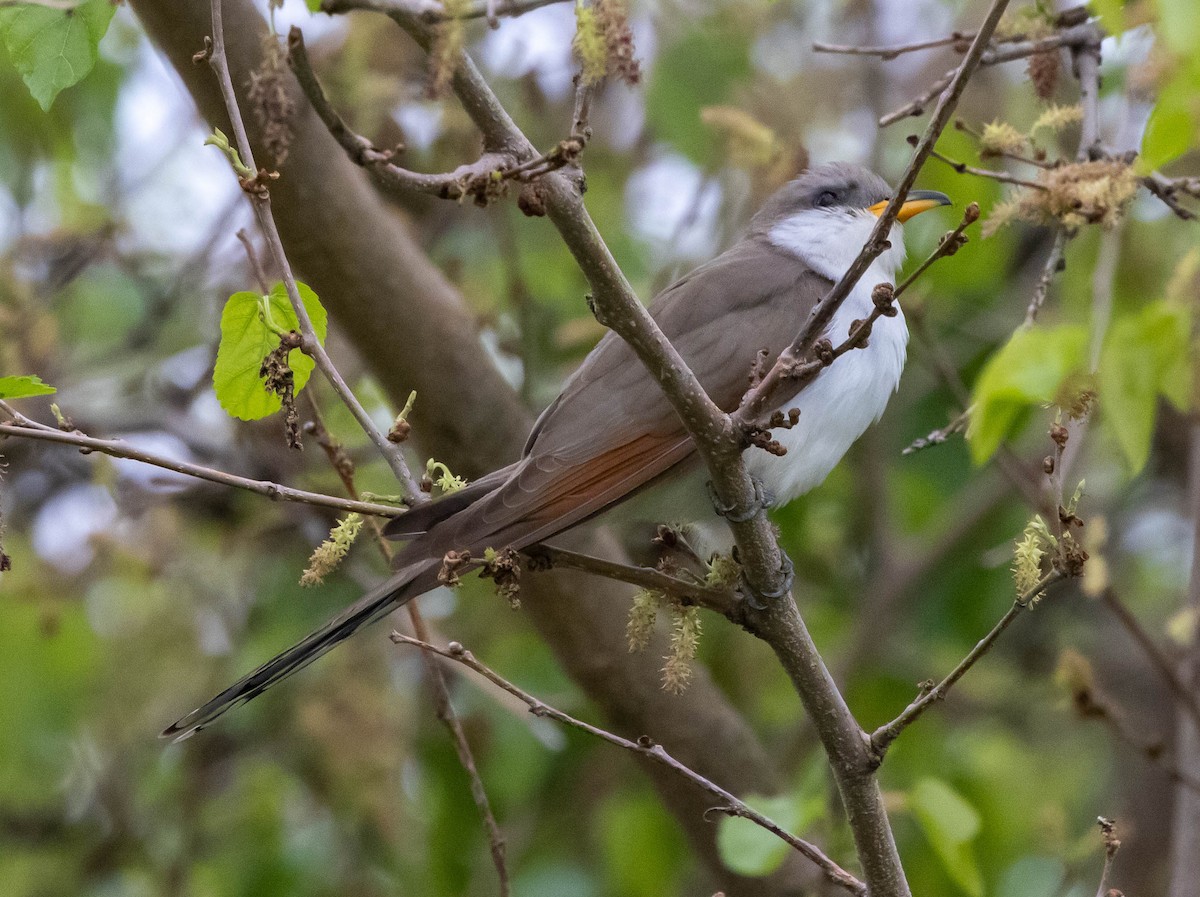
[0,419,405,519]
[388,632,867,896]
[870,570,1065,758]
[204,0,421,496]
[302,395,509,897]
[522,544,738,615]
[319,2,1014,894]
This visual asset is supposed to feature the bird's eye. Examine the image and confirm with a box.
[815,190,838,208]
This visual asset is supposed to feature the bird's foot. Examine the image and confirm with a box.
[739,553,795,609]
[707,477,775,523]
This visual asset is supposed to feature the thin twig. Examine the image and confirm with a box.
[389,632,868,896]
[901,407,972,455]
[738,0,1012,426]
[0,420,405,518]
[879,22,1101,127]
[870,569,1065,758]
[1063,653,1200,797]
[1023,229,1069,327]
[1094,817,1120,897]
[813,32,973,60]
[236,228,270,293]
[302,396,509,897]
[523,544,738,615]
[206,0,421,496]
[1099,588,1200,734]
[929,148,1047,190]
[894,202,981,298]
[287,30,517,200]
[335,0,568,24]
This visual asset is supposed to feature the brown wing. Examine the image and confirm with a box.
[524,236,830,463]
[407,236,828,555]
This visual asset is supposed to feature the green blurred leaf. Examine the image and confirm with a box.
[598,791,687,897]
[716,791,820,877]
[0,0,115,111]
[1099,299,1192,472]
[1088,0,1124,33]
[213,281,326,421]
[996,856,1066,897]
[910,778,984,897]
[644,23,751,164]
[967,324,1088,464]
[1140,75,1198,172]
[0,374,56,398]
[1157,0,1200,55]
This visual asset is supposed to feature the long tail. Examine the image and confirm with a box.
[161,557,442,742]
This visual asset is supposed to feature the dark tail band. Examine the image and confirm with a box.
[161,558,440,742]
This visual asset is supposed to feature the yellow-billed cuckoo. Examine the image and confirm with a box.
[164,162,950,740]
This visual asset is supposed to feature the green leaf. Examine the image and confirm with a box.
[716,791,822,877]
[967,324,1089,464]
[213,281,327,421]
[1157,0,1200,55]
[0,0,116,111]
[1088,0,1124,34]
[1140,76,1198,172]
[305,0,323,10]
[0,374,56,398]
[1099,300,1192,473]
[910,778,984,897]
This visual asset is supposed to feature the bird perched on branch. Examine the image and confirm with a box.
[164,162,950,740]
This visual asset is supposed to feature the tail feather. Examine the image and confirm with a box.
[161,558,441,742]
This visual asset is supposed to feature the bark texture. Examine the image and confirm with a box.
[126,1,814,891]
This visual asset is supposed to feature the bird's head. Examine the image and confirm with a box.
[753,162,951,281]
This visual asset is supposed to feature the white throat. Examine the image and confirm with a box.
[767,209,907,282]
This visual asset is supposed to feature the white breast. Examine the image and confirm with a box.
[748,209,910,505]
[601,209,911,559]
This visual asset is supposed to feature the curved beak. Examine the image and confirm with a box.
[867,190,952,222]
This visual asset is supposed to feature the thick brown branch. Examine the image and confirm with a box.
[389,633,867,896]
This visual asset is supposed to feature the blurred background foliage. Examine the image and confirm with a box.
[0,0,1198,895]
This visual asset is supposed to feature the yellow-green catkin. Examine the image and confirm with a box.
[662,604,701,694]
[1012,516,1048,602]
[627,588,661,652]
[301,513,363,587]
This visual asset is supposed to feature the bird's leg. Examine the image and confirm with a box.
[706,477,775,523]
[738,552,795,609]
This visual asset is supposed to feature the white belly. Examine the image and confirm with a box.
[608,277,908,559]
[746,284,908,505]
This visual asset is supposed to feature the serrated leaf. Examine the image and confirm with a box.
[1099,300,1192,473]
[0,374,57,398]
[0,0,116,111]
[967,324,1089,464]
[911,778,984,897]
[716,791,822,877]
[213,281,327,421]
